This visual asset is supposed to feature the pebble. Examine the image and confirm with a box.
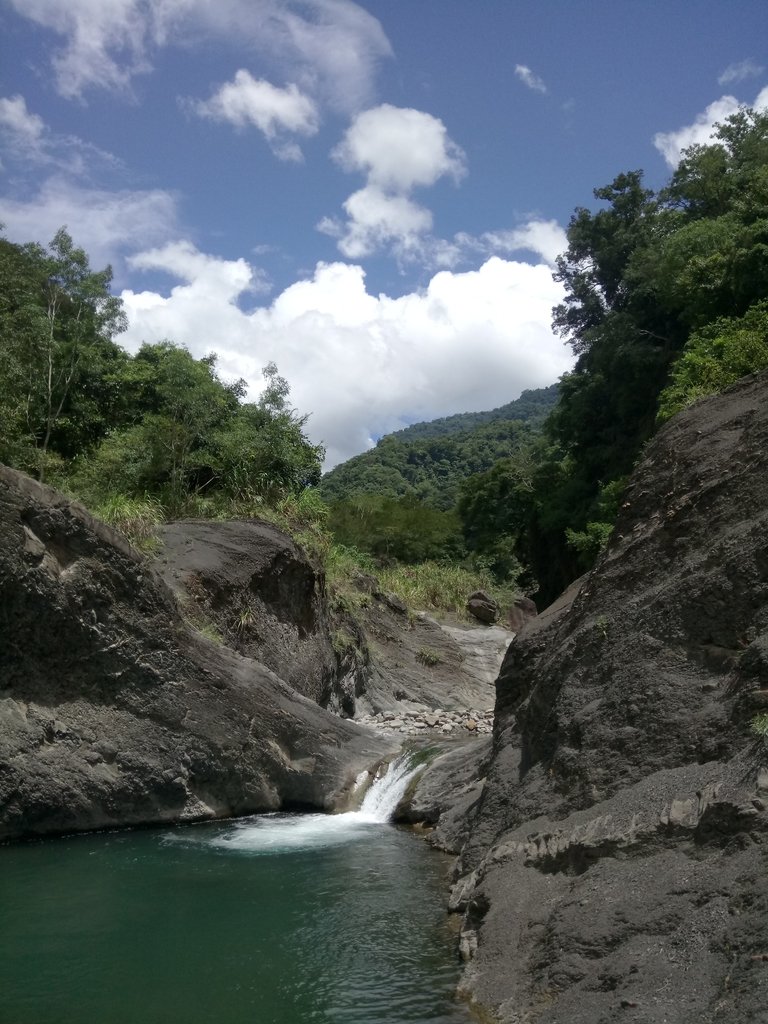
[355,706,494,736]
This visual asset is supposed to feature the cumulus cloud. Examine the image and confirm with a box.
[120,244,571,467]
[481,219,567,267]
[718,59,764,86]
[322,104,466,260]
[0,178,178,273]
[653,86,768,167]
[8,0,391,108]
[332,104,465,191]
[515,64,547,94]
[190,70,319,161]
[319,186,433,259]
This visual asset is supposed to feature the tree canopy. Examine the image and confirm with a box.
[0,229,323,515]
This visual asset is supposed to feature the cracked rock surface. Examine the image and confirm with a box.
[441,372,768,1023]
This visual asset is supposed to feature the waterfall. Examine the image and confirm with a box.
[357,754,421,823]
[204,753,422,854]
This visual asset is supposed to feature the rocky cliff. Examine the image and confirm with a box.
[441,372,768,1023]
[153,519,347,709]
[0,468,391,841]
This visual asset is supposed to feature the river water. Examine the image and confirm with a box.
[0,763,470,1024]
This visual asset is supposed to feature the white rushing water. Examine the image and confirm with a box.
[207,753,422,855]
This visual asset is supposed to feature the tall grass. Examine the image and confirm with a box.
[326,544,519,619]
[93,495,165,552]
[377,560,518,618]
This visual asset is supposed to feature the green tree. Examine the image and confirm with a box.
[0,228,126,480]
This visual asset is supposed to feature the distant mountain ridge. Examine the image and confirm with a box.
[319,384,559,510]
[387,384,559,442]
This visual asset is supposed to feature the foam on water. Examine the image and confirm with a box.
[208,753,421,855]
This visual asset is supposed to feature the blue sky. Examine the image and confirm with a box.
[1,0,767,466]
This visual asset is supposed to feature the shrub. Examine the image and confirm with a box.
[416,647,442,667]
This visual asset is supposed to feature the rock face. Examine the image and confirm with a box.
[153,520,343,709]
[447,373,768,1023]
[348,583,511,715]
[0,467,391,842]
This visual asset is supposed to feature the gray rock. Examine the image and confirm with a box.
[466,590,500,624]
[440,372,768,1023]
[0,466,392,841]
[154,519,348,711]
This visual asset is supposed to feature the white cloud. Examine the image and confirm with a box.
[324,104,465,260]
[129,239,269,295]
[332,104,466,191]
[481,219,568,267]
[653,86,768,167]
[0,93,121,177]
[319,186,433,259]
[718,59,764,86]
[0,178,178,273]
[9,0,152,99]
[0,95,46,156]
[9,0,391,108]
[120,245,571,467]
[653,96,741,167]
[190,71,319,161]
[515,64,547,94]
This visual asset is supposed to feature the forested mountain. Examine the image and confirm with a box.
[318,385,558,510]
[324,109,768,603]
[388,384,559,442]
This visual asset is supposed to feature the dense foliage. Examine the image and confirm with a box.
[523,107,768,600]
[318,386,558,510]
[322,108,768,605]
[0,230,324,518]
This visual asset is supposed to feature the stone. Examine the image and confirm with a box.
[466,590,500,624]
[508,596,537,632]
[0,465,392,841]
[409,372,768,1024]
[380,591,408,615]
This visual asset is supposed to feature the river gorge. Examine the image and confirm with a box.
[3,372,768,1024]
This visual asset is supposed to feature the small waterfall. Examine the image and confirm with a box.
[357,754,421,823]
[204,753,422,855]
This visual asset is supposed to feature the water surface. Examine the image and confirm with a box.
[1,813,470,1024]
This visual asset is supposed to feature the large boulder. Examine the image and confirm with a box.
[466,590,500,624]
[153,519,345,710]
[447,372,768,1023]
[0,467,392,841]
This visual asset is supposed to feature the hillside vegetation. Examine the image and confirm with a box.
[318,385,558,510]
[1,109,767,613]
[321,108,768,604]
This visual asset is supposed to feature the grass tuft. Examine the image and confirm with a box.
[93,494,164,552]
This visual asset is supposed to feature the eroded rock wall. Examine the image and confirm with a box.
[153,519,345,709]
[0,468,391,841]
[450,372,768,1023]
